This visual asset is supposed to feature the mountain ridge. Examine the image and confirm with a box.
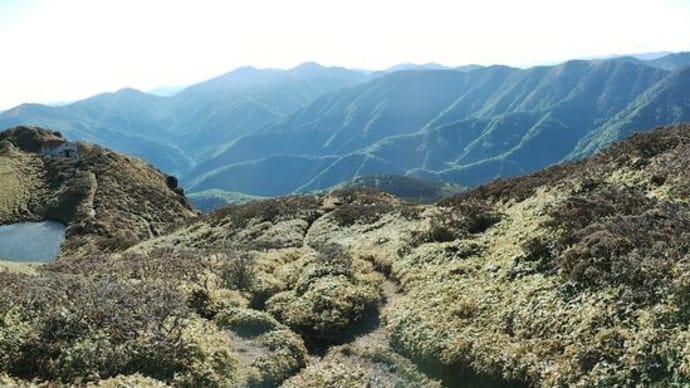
[3,53,690,209]
[189,57,689,196]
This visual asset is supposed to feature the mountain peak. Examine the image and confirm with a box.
[291,61,327,71]
[384,62,450,73]
[288,61,357,78]
[230,65,263,74]
[113,87,145,95]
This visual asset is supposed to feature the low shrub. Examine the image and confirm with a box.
[412,201,501,246]
[218,252,257,292]
[45,248,210,283]
[215,307,279,338]
[282,344,442,388]
[329,188,400,226]
[209,195,322,229]
[265,245,382,345]
[521,184,690,304]
[0,272,236,385]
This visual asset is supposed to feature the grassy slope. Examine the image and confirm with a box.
[0,150,44,221]
[381,124,690,386]
[3,124,690,386]
[0,126,197,256]
[143,123,690,386]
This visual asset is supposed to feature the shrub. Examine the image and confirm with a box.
[528,184,690,304]
[329,188,400,226]
[423,219,457,243]
[412,201,501,246]
[45,248,210,283]
[451,201,502,234]
[0,272,233,384]
[438,161,584,204]
[246,329,308,387]
[208,195,322,229]
[265,244,382,345]
[187,286,217,319]
[267,276,380,345]
[295,244,354,294]
[219,252,257,291]
[331,203,395,226]
[215,307,279,338]
[282,344,442,388]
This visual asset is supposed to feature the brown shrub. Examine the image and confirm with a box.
[218,252,257,292]
[0,272,207,384]
[45,248,209,283]
[208,195,322,229]
[523,183,690,304]
[329,188,403,226]
[413,201,502,246]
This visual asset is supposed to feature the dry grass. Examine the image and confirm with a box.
[0,153,45,222]
[0,259,42,275]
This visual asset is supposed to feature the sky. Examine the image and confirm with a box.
[1,0,690,109]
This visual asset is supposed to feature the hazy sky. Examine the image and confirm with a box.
[1,0,690,109]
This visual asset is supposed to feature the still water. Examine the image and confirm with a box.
[0,221,65,262]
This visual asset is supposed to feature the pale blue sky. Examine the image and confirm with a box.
[1,0,690,109]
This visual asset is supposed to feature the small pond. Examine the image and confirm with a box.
[0,221,66,263]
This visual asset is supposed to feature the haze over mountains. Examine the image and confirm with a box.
[2,52,690,208]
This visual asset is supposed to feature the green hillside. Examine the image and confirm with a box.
[190,57,690,196]
[0,126,197,256]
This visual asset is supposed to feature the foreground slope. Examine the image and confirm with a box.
[125,121,690,386]
[3,123,690,386]
[0,126,196,256]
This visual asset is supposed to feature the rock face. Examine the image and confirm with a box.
[3,123,690,387]
[0,126,197,256]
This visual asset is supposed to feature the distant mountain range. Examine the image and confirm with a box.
[2,52,690,208]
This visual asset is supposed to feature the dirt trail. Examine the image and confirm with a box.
[226,331,267,369]
[304,272,405,372]
[350,276,401,350]
[297,207,418,376]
